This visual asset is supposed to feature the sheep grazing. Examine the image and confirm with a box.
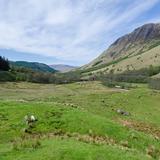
[30,115,36,121]
[24,115,37,126]
[24,114,38,133]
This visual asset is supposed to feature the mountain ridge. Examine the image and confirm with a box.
[81,23,160,75]
[50,64,77,72]
[11,61,56,73]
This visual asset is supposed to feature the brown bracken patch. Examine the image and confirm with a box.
[118,119,160,139]
[13,129,133,151]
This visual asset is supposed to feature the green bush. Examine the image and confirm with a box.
[149,78,160,90]
[0,71,16,81]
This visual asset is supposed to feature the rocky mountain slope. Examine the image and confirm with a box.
[82,23,160,75]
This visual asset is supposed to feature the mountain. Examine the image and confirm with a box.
[81,23,160,75]
[11,61,56,73]
[50,64,77,72]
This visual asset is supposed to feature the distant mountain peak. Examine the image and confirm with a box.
[50,64,77,72]
[112,23,160,46]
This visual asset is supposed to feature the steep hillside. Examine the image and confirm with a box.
[50,64,77,72]
[11,61,56,73]
[83,45,160,75]
[82,23,160,75]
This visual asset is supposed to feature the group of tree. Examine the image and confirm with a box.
[0,56,10,71]
[14,64,160,85]
[97,65,160,84]
[26,71,81,84]
[10,65,82,84]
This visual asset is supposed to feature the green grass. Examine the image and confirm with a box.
[1,138,152,160]
[0,81,160,159]
[79,55,130,75]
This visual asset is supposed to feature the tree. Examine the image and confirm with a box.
[0,56,10,71]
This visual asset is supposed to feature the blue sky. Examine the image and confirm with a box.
[0,0,160,66]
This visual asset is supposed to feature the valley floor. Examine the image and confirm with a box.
[0,81,160,160]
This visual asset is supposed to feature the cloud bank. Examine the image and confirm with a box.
[0,0,159,65]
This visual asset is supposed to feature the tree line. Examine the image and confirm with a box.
[0,56,160,90]
[0,56,10,71]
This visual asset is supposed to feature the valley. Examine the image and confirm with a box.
[0,21,160,160]
[0,81,160,160]
[0,1,160,159]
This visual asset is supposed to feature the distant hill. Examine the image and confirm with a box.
[81,23,160,76]
[11,61,56,73]
[50,64,77,72]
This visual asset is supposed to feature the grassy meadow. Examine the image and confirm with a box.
[0,81,160,160]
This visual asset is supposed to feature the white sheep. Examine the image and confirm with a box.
[24,115,37,125]
[30,115,36,121]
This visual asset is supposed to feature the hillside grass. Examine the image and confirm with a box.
[82,45,160,76]
[0,81,160,160]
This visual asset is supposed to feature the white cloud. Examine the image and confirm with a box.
[0,0,159,65]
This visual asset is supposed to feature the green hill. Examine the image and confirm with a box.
[11,61,57,73]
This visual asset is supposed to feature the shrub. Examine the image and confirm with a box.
[149,78,160,90]
[0,71,16,82]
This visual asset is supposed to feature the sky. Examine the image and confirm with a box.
[0,0,160,66]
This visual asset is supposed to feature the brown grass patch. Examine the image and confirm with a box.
[118,119,160,139]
